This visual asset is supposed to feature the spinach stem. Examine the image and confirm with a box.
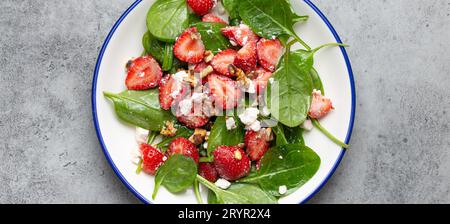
[293,35,311,51]
[135,159,143,174]
[193,179,203,204]
[312,43,349,54]
[199,157,214,163]
[196,175,218,192]
[311,118,349,149]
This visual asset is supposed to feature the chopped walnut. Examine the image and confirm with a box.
[204,51,214,63]
[200,65,214,79]
[264,128,274,141]
[184,70,199,87]
[233,65,251,89]
[189,128,208,145]
[237,143,245,148]
[160,121,177,137]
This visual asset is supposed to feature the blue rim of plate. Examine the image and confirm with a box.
[92,0,356,204]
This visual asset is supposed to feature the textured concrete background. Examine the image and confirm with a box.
[0,0,449,204]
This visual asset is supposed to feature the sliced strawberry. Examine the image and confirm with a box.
[192,62,209,73]
[244,129,271,161]
[177,113,210,129]
[210,49,237,76]
[158,75,189,110]
[234,40,257,72]
[308,90,334,119]
[199,163,218,182]
[221,24,259,46]
[253,67,273,93]
[174,27,205,64]
[208,74,242,110]
[167,137,200,163]
[187,0,215,16]
[125,56,162,90]
[213,146,251,181]
[202,13,227,25]
[139,143,165,175]
[257,38,283,72]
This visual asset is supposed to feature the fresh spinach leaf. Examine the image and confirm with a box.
[309,67,324,94]
[207,116,245,156]
[188,12,202,26]
[169,57,187,74]
[153,154,198,199]
[104,90,175,131]
[194,22,231,54]
[142,31,165,63]
[283,125,305,145]
[239,144,320,197]
[197,175,278,204]
[147,0,189,43]
[222,0,240,19]
[162,43,174,71]
[266,50,314,128]
[239,0,310,50]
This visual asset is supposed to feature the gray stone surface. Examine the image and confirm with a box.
[0,0,449,204]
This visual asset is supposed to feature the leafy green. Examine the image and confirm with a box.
[239,0,310,50]
[142,31,165,63]
[197,175,277,204]
[266,50,314,128]
[104,90,174,131]
[309,67,324,94]
[188,12,202,26]
[222,0,240,19]
[146,0,189,42]
[162,44,174,71]
[284,125,305,145]
[207,116,245,156]
[153,155,198,199]
[239,144,320,197]
[194,22,231,54]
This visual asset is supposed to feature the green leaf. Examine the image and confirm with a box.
[142,31,165,63]
[207,116,245,156]
[239,0,309,49]
[194,22,231,54]
[309,67,324,94]
[153,155,198,199]
[188,12,202,26]
[222,0,240,19]
[104,90,175,131]
[162,43,174,71]
[266,50,314,127]
[147,0,189,42]
[197,175,277,204]
[239,144,320,197]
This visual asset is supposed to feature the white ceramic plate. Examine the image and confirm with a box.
[92,0,355,204]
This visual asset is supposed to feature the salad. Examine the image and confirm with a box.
[104,0,349,204]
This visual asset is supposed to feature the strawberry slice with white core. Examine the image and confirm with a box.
[158,74,189,110]
[202,13,227,25]
[257,38,283,72]
[125,56,162,90]
[210,49,237,77]
[253,67,273,93]
[174,27,206,64]
[234,40,257,72]
[308,90,334,119]
[221,24,259,47]
[208,74,242,110]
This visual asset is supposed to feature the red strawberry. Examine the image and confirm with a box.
[213,146,251,181]
[253,67,273,93]
[208,74,242,110]
[199,163,218,182]
[308,90,334,119]
[234,40,257,72]
[257,38,283,72]
[177,113,210,129]
[167,137,200,163]
[221,24,259,46]
[202,13,227,25]
[244,129,271,161]
[125,56,162,90]
[210,49,237,76]
[191,62,209,73]
[139,143,165,175]
[187,0,215,16]
[158,75,188,110]
[174,27,205,64]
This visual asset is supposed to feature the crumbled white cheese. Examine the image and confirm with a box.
[215,179,232,190]
[130,146,141,165]
[279,185,288,195]
[226,117,237,130]
[203,142,208,149]
[178,99,193,116]
[170,83,182,98]
[261,106,271,117]
[246,80,256,94]
[279,155,284,160]
[135,127,149,144]
[247,120,261,132]
[301,119,314,131]
[239,108,260,125]
[313,89,322,95]
[172,70,189,83]
[269,78,275,84]
[162,156,168,162]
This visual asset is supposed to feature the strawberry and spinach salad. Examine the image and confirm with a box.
[104,0,349,204]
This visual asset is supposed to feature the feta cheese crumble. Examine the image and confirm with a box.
[301,119,314,131]
[247,120,261,132]
[279,185,288,195]
[178,99,193,116]
[130,147,141,165]
[269,78,275,84]
[215,179,231,190]
[239,108,260,125]
[135,127,149,144]
[261,106,271,117]
[226,117,237,130]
